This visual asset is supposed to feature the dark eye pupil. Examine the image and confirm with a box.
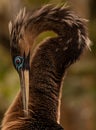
[16,59,21,64]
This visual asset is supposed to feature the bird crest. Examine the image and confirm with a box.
[8,7,26,36]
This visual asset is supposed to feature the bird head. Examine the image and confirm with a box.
[8,8,30,116]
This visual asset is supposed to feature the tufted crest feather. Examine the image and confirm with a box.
[15,7,26,23]
[8,21,13,35]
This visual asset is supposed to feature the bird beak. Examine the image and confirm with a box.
[20,70,29,116]
[20,53,30,117]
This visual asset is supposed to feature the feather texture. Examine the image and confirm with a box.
[2,4,89,130]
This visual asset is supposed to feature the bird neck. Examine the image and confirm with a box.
[29,48,65,123]
[29,79,63,123]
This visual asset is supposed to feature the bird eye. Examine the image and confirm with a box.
[14,56,24,71]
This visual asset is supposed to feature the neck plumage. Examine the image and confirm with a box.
[29,43,65,123]
[2,5,89,130]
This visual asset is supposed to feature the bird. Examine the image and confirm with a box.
[1,4,90,130]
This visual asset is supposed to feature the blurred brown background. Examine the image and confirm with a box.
[0,0,96,130]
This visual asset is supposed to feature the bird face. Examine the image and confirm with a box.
[11,41,30,117]
[8,11,30,116]
[14,54,30,117]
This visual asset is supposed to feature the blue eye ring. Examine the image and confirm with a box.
[14,56,24,71]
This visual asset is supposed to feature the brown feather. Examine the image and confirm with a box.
[1,4,89,130]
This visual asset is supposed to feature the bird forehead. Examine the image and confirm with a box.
[10,29,30,58]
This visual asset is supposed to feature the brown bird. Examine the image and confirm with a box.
[1,4,90,130]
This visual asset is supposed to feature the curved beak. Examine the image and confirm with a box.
[20,53,30,116]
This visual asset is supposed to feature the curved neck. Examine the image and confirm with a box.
[29,45,65,122]
[2,5,88,130]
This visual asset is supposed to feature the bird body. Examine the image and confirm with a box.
[1,4,89,130]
